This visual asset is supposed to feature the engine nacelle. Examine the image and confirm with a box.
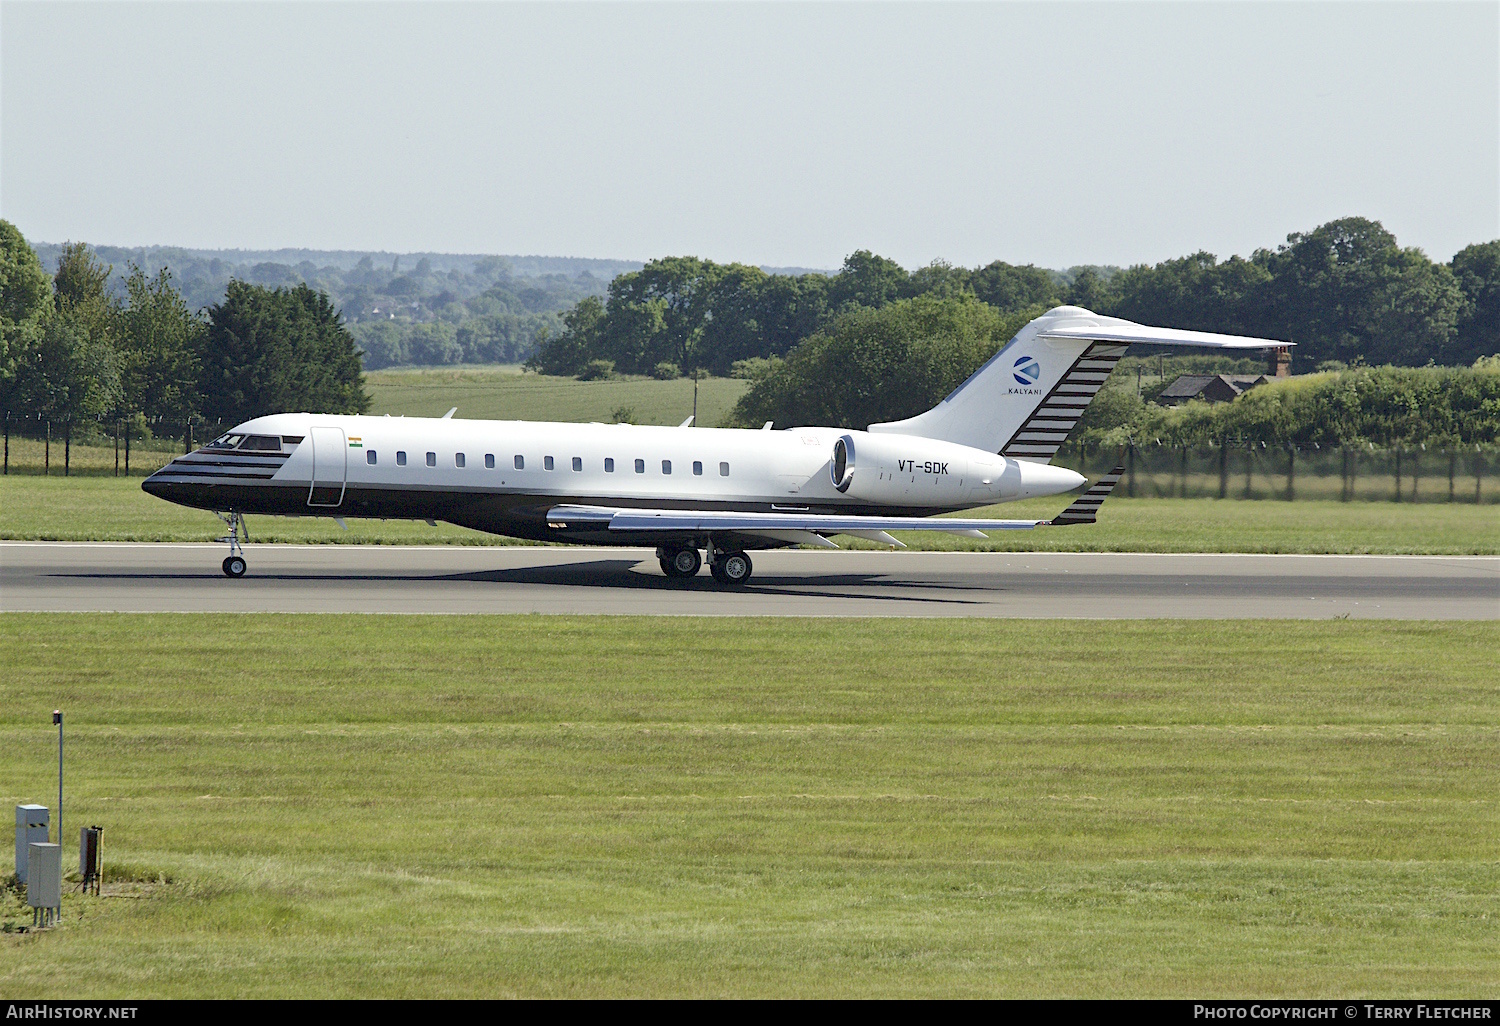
[829,432,1083,505]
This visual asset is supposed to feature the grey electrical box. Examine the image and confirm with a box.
[26,843,61,911]
[15,805,49,883]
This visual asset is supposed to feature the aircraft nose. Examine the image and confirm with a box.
[141,466,169,498]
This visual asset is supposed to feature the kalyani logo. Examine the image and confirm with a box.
[1009,355,1042,394]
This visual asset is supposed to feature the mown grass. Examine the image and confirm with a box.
[2,474,1495,553]
[365,366,750,426]
[0,617,1496,997]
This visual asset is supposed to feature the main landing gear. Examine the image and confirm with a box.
[657,544,753,586]
[216,510,248,578]
[658,545,702,579]
[710,550,753,586]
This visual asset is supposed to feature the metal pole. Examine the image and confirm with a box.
[54,710,62,873]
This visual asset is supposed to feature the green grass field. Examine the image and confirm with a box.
[1,616,1495,997]
[365,365,751,426]
[2,474,1494,553]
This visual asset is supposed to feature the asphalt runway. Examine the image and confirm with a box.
[2,542,1495,618]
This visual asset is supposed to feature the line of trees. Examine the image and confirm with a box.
[531,217,1499,381]
[0,222,369,436]
[721,289,1500,448]
[1070,361,1500,453]
[30,241,619,371]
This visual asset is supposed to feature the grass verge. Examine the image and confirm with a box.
[0,615,1496,997]
[2,474,1495,552]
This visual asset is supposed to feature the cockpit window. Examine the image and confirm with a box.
[207,434,244,450]
[238,435,283,451]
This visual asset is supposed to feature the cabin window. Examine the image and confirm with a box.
[604,458,615,472]
[425,452,436,467]
[572,457,582,472]
[693,461,703,476]
[485,454,495,469]
[514,455,524,470]
[396,451,407,466]
[634,459,645,474]
[281,435,304,446]
[367,450,377,465]
[544,456,554,471]
[720,462,730,476]
[455,453,466,468]
[662,460,672,475]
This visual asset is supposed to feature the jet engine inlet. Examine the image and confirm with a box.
[831,436,854,492]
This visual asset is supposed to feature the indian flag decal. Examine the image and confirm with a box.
[348,437,363,448]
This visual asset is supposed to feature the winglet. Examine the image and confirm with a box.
[1046,463,1125,526]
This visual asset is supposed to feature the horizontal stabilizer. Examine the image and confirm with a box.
[1047,464,1125,526]
[1040,323,1290,349]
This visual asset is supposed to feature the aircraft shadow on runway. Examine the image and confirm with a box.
[44,563,1486,606]
[48,558,994,606]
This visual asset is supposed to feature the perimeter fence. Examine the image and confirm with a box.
[1,413,226,478]
[1056,443,1498,504]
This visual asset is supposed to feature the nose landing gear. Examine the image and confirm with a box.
[215,510,249,578]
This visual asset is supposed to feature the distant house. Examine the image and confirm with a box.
[1157,373,1268,405]
[1157,346,1290,406]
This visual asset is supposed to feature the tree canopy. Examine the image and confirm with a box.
[199,281,369,424]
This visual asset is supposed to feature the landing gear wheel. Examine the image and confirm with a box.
[711,551,752,586]
[658,546,702,578]
[222,555,247,578]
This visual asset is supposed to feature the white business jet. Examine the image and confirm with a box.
[143,306,1288,583]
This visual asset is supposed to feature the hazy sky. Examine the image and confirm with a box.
[3,2,1496,270]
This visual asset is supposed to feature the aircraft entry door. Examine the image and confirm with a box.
[308,427,347,507]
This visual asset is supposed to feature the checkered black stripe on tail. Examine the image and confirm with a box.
[1048,464,1126,526]
[1000,342,1128,460]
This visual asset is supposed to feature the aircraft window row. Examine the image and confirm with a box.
[367,450,731,477]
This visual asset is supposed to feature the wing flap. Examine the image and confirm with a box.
[545,505,1043,534]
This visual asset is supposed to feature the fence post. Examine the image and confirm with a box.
[114,419,120,477]
[64,421,71,477]
[1218,442,1228,499]
[124,418,130,475]
[1448,450,1455,502]
[1340,448,1349,502]
[1179,444,1188,498]
[1286,445,1295,501]
[1127,443,1136,498]
[1243,444,1253,499]
[2,413,7,475]
[44,420,50,476]
[1478,449,1484,504]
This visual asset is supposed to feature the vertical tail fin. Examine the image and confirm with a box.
[868,306,1290,461]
